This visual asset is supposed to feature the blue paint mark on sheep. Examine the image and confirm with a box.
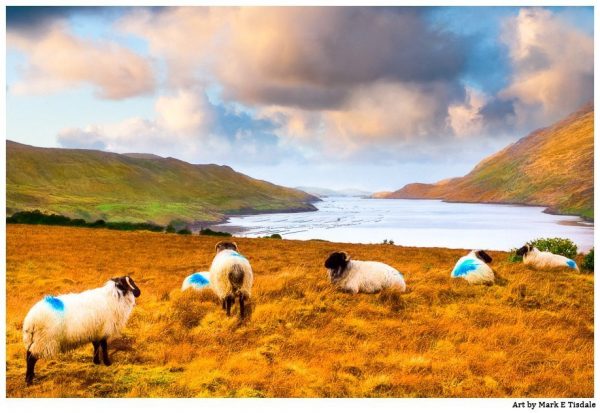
[230,251,248,260]
[452,259,479,277]
[566,259,577,269]
[189,273,210,286]
[44,296,64,312]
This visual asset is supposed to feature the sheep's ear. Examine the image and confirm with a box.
[476,250,493,263]
[215,241,224,252]
[232,242,238,251]
[340,251,350,262]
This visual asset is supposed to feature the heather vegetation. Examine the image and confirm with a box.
[6,225,593,397]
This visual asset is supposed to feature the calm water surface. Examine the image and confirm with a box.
[218,197,594,252]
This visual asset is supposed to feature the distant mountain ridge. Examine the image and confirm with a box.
[295,186,372,198]
[377,103,594,220]
[7,141,319,225]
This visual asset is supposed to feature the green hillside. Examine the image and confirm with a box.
[378,104,594,220]
[6,141,319,225]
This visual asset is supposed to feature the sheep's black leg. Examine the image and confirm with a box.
[25,351,37,385]
[239,292,245,319]
[100,338,111,366]
[222,299,227,310]
[92,341,101,365]
[225,294,235,316]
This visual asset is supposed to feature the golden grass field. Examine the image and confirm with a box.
[6,224,594,397]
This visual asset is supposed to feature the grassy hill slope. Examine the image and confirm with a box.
[379,104,594,219]
[7,141,319,225]
[6,225,593,397]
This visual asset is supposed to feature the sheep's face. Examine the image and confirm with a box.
[475,250,493,263]
[325,251,349,281]
[515,244,532,257]
[215,241,238,253]
[112,276,141,298]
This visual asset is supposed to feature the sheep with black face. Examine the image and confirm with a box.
[22,276,141,385]
[324,251,406,294]
[516,244,579,272]
[451,250,495,284]
[209,241,254,319]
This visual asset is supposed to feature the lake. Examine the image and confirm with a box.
[217,197,594,252]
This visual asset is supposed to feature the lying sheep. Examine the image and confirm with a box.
[209,241,253,319]
[324,251,406,293]
[451,250,494,284]
[516,244,579,272]
[22,276,141,385]
[181,271,211,291]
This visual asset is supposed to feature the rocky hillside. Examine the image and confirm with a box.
[378,104,594,220]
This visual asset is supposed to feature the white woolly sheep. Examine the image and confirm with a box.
[451,250,495,284]
[181,271,211,291]
[516,244,579,272]
[22,276,141,385]
[209,241,253,319]
[324,251,406,294]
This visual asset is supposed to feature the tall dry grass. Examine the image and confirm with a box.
[6,225,594,397]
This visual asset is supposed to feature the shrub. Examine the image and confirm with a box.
[508,237,578,262]
[263,234,282,239]
[582,248,594,272]
[199,228,232,237]
[165,224,176,233]
[177,228,192,235]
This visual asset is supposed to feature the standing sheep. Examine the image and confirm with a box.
[209,241,253,319]
[324,251,406,293]
[516,244,579,272]
[22,276,141,385]
[451,250,494,284]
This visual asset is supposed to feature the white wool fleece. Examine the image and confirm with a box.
[23,281,136,359]
[331,260,406,294]
[209,249,254,299]
[524,247,579,272]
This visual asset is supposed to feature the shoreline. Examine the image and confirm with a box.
[370,196,594,223]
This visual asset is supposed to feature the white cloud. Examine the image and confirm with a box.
[8,23,155,99]
[499,7,593,127]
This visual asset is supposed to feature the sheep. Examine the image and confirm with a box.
[209,241,253,319]
[516,244,579,272]
[324,251,406,293]
[22,276,141,385]
[451,250,494,284]
[181,271,211,291]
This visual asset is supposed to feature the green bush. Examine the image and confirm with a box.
[177,228,192,235]
[165,224,176,233]
[582,248,594,272]
[508,237,578,262]
[199,228,232,237]
[263,234,282,239]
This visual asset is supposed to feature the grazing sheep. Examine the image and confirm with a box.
[22,276,141,385]
[516,244,579,272]
[209,241,253,318]
[181,271,211,291]
[324,251,406,293]
[451,250,494,284]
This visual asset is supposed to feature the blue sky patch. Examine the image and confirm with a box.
[44,295,65,312]
[452,259,479,277]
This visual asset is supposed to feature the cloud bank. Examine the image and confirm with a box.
[7,6,594,169]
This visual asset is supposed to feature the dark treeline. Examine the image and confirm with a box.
[7,210,164,232]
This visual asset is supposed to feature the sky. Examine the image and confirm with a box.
[5,6,594,191]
